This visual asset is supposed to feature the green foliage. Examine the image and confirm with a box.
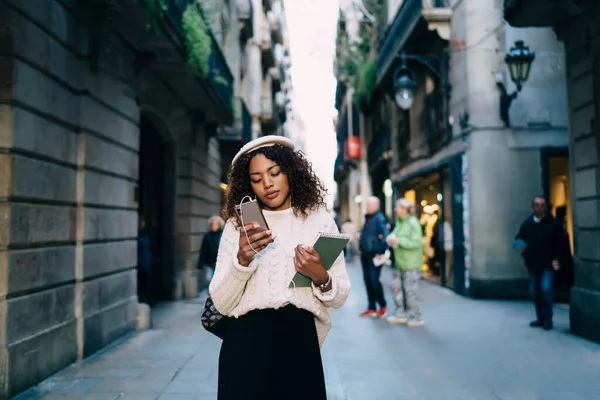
[353,55,377,106]
[182,4,212,76]
[74,0,231,90]
[212,74,229,85]
[334,1,384,79]
[334,0,385,108]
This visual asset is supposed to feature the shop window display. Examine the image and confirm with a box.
[402,169,454,287]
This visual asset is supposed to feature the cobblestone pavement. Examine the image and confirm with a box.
[14,261,600,400]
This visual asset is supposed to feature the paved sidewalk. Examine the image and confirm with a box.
[14,261,600,400]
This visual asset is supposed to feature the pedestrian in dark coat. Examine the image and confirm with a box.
[198,216,224,284]
[515,196,565,330]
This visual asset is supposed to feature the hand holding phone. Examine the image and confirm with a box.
[237,223,275,266]
[236,199,274,266]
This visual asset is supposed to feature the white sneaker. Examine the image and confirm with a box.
[387,315,407,324]
[407,318,425,327]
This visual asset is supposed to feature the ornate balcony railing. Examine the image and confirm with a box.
[165,0,234,117]
[237,0,254,39]
[218,99,252,144]
[268,12,283,44]
[207,35,234,117]
[261,21,275,69]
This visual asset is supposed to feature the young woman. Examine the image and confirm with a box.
[385,198,424,327]
[197,215,224,284]
[209,136,351,400]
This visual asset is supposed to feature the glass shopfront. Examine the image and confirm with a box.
[399,168,454,288]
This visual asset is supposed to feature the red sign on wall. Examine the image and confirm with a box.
[347,136,361,159]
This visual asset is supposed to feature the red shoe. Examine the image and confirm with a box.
[359,309,377,317]
[377,306,388,318]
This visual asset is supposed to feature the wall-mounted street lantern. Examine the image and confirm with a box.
[497,40,536,126]
[392,52,449,110]
[390,52,452,144]
[393,63,417,110]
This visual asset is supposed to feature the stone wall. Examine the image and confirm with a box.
[560,7,600,342]
[176,133,222,298]
[0,0,234,396]
[0,1,142,396]
[445,0,569,298]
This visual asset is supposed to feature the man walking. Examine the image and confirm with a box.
[515,196,565,330]
[358,197,390,318]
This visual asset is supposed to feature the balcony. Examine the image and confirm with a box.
[275,91,287,124]
[164,0,234,122]
[218,98,252,144]
[503,0,587,28]
[270,67,281,92]
[208,39,235,119]
[237,0,254,40]
[368,125,392,171]
[260,95,279,134]
[261,22,276,71]
[218,98,253,180]
[377,0,451,87]
[268,12,284,44]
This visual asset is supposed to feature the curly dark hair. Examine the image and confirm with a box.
[223,144,327,224]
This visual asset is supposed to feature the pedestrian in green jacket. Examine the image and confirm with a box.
[385,198,424,327]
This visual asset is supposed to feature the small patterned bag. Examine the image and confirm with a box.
[201,296,229,340]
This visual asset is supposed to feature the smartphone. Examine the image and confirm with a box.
[235,199,269,236]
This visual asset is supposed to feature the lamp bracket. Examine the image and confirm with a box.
[395,52,444,81]
[496,81,519,126]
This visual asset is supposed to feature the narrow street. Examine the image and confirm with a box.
[15,262,600,400]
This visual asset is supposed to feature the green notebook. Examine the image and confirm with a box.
[289,232,351,288]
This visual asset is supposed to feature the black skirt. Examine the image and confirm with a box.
[217,305,327,400]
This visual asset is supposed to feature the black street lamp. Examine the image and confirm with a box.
[393,64,417,110]
[497,40,536,126]
[392,53,449,110]
[390,52,451,145]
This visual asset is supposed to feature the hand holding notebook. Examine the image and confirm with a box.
[290,232,351,288]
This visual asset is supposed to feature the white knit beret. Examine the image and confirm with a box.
[231,135,296,167]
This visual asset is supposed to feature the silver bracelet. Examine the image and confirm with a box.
[315,273,331,291]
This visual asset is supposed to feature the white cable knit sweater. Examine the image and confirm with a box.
[208,207,351,347]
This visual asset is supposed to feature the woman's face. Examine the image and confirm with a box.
[210,220,220,232]
[395,204,409,218]
[248,153,291,211]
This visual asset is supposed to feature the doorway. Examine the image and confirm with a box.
[138,117,174,305]
[542,148,573,294]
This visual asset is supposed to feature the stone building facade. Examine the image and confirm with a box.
[0,0,291,397]
[335,1,570,298]
[505,0,600,344]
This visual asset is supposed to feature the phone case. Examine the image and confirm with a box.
[237,200,269,234]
